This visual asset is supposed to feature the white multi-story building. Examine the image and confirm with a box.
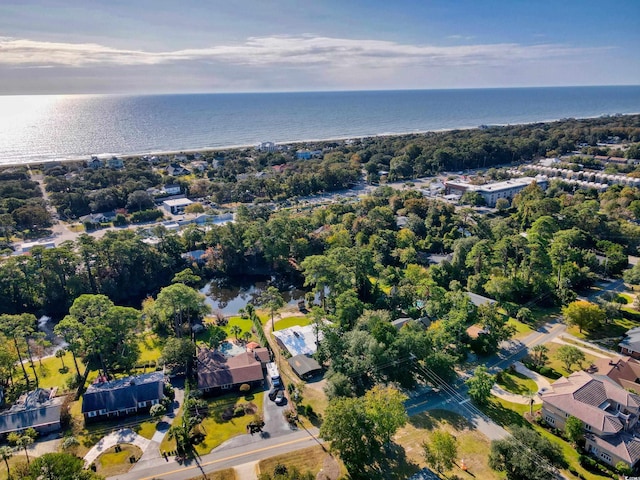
[444,177,547,207]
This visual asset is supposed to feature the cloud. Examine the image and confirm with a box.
[0,35,607,70]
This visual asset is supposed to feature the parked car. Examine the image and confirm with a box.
[275,390,286,405]
[268,387,280,401]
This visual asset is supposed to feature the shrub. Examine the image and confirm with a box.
[234,406,246,417]
[163,384,176,400]
[130,209,163,223]
[239,383,251,393]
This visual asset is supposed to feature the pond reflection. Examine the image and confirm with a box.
[200,278,306,315]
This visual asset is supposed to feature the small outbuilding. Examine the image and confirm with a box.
[288,354,322,380]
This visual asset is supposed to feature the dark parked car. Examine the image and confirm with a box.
[268,387,280,401]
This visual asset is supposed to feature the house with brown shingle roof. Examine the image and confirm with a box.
[540,371,640,468]
[197,348,264,395]
[594,356,640,392]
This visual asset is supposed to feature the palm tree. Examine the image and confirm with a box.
[17,435,33,465]
[242,331,252,343]
[229,325,242,341]
[55,349,66,370]
[0,446,13,478]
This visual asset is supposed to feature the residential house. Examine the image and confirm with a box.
[288,354,322,380]
[197,349,264,394]
[465,292,497,308]
[540,371,640,469]
[107,156,124,169]
[166,163,190,176]
[79,213,110,225]
[189,161,208,172]
[81,372,165,422]
[253,347,271,365]
[87,156,103,169]
[595,357,640,391]
[163,184,182,195]
[0,388,64,436]
[257,141,277,153]
[273,324,326,357]
[619,327,640,359]
[174,154,189,162]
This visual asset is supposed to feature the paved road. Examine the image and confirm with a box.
[109,427,322,480]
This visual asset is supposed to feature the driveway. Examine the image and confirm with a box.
[84,428,151,466]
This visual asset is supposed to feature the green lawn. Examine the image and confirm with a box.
[138,334,164,363]
[69,399,159,456]
[258,445,342,479]
[395,410,501,480]
[567,316,640,340]
[199,316,259,345]
[507,318,534,340]
[161,391,265,456]
[274,316,311,331]
[95,444,142,477]
[496,370,538,395]
[543,342,599,376]
[480,397,536,428]
[194,391,265,455]
[35,351,85,393]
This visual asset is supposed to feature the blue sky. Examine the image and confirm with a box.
[0,0,638,94]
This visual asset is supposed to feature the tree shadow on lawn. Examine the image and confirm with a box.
[497,371,535,395]
[365,442,421,480]
[409,410,470,432]
[479,400,528,429]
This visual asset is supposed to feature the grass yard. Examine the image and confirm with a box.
[138,334,164,364]
[0,455,29,480]
[161,392,265,455]
[395,410,501,480]
[200,316,260,345]
[95,444,142,477]
[543,342,599,375]
[274,316,311,331]
[496,369,538,395]
[185,468,237,480]
[194,391,265,455]
[480,397,537,429]
[258,445,342,479]
[68,399,159,457]
[567,316,640,340]
[34,351,85,393]
[507,317,534,340]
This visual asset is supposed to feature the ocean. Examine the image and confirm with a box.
[0,86,639,165]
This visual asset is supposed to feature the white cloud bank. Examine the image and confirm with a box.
[0,35,604,70]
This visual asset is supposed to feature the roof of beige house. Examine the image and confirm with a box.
[541,371,640,435]
[586,431,640,465]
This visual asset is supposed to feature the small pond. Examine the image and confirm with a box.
[200,278,307,316]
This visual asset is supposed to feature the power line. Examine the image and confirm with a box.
[416,363,563,478]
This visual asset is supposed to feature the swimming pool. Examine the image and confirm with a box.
[218,340,246,358]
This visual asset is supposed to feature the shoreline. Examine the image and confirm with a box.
[2,112,639,168]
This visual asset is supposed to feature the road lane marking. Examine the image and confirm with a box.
[137,435,317,480]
